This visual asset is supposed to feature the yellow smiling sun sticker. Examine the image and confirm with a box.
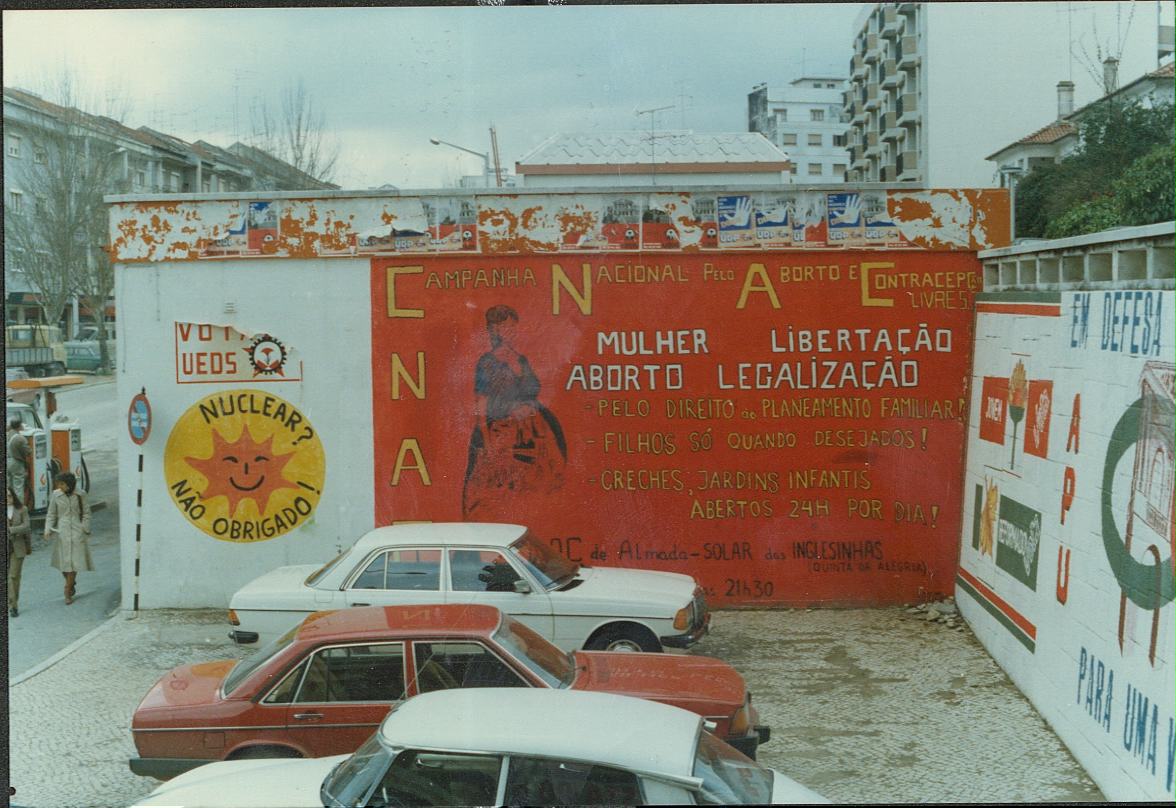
[164,390,326,542]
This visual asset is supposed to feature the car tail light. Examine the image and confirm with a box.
[673,605,691,631]
[228,609,240,626]
[730,703,751,735]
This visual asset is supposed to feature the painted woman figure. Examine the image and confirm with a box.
[463,305,567,519]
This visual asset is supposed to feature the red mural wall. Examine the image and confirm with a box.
[371,252,981,606]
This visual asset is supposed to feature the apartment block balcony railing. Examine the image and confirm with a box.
[897,93,920,125]
[880,60,900,89]
[863,83,881,111]
[898,149,920,181]
[864,34,881,62]
[898,35,919,69]
[881,111,904,141]
[880,165,898,182]
[881,6,902,37]
[852,54,868,80]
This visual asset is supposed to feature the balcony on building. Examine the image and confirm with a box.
[864,34,881,63]
[864,131,882,157]
[897,149,919,181]
[881,110,904,142]
[863,83,881,111]
[852,55,869,81]
[898,35,919,69]
[880,165,898,182]
[897,93,920,125]
[880,6,902,38]
[880,59,901,89]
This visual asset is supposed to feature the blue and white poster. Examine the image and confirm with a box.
[717,194,756,247]
[827,192,865,245]
[755,195,791,247]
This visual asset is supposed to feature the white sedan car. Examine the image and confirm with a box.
[132,688,828,807]
[229,523,709,653]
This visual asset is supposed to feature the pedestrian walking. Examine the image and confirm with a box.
[7,416,31,505]
[44,471,92,605]
[7,484,31,617]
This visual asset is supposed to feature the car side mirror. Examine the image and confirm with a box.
[513,580,532,594]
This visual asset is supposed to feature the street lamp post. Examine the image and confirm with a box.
[429,137,491,188]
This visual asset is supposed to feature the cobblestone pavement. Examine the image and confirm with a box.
[8,606,1104,807]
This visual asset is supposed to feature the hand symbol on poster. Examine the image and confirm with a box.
[831,194,862,226]
[758,204,788,227]
[720,197,752,228]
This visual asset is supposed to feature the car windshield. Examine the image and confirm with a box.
[320,734,395,808]
[691,730,773,805]
[492,614,575,688]
[306,549,349,587]
[222,623,300,696]
[507,532,579,590]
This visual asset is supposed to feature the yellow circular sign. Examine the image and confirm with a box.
[164,390,326,542]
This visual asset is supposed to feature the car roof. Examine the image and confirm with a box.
[379,689,700,779]
[352,522,529,553]
[296,604,502,642]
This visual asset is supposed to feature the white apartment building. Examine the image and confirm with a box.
[747,76,849,183]
[844,2,1167,187]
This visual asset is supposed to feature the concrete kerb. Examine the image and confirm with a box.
[10,612,121,686]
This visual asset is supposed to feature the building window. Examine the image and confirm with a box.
[833,134,847,147]
[33,148,47,164]
[833,163,847,175]
[134,170,147,188]
[776,109,787,122]
[807,163,823,176]
[7,135,22,158]
[201,178,211,193]
[8,189,24,211]
[169,172,181,191]
[781,133,798,146]
[808,134,823,147]
[826,82,837,88]
[810,109,825,122]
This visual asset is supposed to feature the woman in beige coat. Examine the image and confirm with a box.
[8,484,31,617]
[45,471,92,604]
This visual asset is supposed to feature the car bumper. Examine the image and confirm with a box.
[229,630,259,644]
[726,725,772,759]
[659,612,711,650]
[129,757,212,780]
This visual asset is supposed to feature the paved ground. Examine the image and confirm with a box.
[8,605,1103,807]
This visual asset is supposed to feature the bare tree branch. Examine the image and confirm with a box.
[248,77,339,185]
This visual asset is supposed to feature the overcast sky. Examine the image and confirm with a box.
[4,4,1171,190]
[2,4,866,188]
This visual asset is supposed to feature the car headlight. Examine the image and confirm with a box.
[228,609,240,626]
[673,605,692,631]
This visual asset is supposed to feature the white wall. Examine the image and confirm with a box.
[926,2,1162,187]
[959,289,1175,800]
[115,259,376,608]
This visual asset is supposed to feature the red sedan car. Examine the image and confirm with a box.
[130,604,769,780]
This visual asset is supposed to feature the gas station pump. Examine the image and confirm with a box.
[6,376,89,511]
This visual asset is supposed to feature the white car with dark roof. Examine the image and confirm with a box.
[132,688,828,806]
[228,523,709,653]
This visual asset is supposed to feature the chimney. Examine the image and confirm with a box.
[1056,80,1075,118]
[1102,57,1119,94]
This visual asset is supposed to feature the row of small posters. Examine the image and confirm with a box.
[200,192,908,257]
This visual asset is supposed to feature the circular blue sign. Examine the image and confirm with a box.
[129,393,152,445]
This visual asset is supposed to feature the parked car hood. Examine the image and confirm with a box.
[132,754,345,807]
[134,660,236,717]
[230,564,323,610]
[571,651,743,713]
[771,768,831,804]
[556,566,696,614]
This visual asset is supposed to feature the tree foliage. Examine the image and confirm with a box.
[1015,99,1175,239]
[4,74,126,371]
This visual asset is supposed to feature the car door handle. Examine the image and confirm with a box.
[293,712,324,721]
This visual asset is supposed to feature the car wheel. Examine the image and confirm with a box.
[49,362,66,376]
[228,745,302,760]
[585,624,661,653]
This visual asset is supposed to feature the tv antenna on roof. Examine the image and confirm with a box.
[636,104,675,185]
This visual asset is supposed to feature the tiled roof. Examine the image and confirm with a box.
[986,119,1077,160]
[1149,61,1175,79]
[517,131,790,167]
